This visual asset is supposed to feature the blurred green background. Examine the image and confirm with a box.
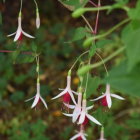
[0,0,140,140]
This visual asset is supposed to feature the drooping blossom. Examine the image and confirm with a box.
[52,75,77,105]
[25,83,48,109]
[91,84,125,108]
[64,92,82,123]
[7,13,35,42]
[70,125,87,140]
[63,99,101,126]
[98,127,106,140]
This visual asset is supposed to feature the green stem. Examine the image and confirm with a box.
[84,18,130,47]
[69,50,89,71]
[91,47,125,69]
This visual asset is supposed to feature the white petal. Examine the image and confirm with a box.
[14,28,22,42]
[63,103,75,109]
[78,111,86,124]
[72,106,81,123]
[52,89,67,100]
[7,32,16,37]
[59,88,78,95]
[72,90,78,95]
[69,90,76,105]
[40,96,48,109]
[111,94,125,100]
[86,113,102,126]
[90,94,106,101]
[31,93,40,108]
[106,93,112,108]
[22,31,35,38]
[63,113,73,117]
[86,105,94,111]
[25,96,35,102]
[70,133,81,140]
[81,134,87,140]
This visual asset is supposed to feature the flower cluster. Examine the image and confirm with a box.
[52,71,125,139]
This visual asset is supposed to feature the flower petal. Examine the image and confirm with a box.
[7,32,16,37]
[86,113,102,125]
[69,90,76,105]
[70,133,81,140]
[63,113,73,117]
[106,93,112,108]
[78,111,86,124]
[81,134,87,140]
[52,89,67,100]
[31,93,40,108]
[72,106,81,123]
[63,103,75,109]
[90,94,106,101]
[40,96,48,109]
[86,105,94,111]
[22,31,35,38]
[14,29,22,42]
[111,94,125,100]
[25,96,35,102]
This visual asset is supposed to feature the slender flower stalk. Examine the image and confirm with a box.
[7,0,34,42]
[91,84,125,108]
[25,56,48,109]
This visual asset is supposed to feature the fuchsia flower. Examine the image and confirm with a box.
[63,99,101,126]
[70,125,87,140]
[52,76,77,105]
[64,92,82,123]
[25,83,48,109]
[91,84,125,108]
[7,13,35,42]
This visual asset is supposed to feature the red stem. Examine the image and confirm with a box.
[0,50,33,55]
[93,0,101,35]
[89,0,98,7]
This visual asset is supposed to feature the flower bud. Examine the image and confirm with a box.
[72,8,86,18]
[36,9,40,29]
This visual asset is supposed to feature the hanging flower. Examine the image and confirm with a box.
[7,13,35,42]
[63,99,101,126]
[64,92,82,123]
[91,84,125,108]
[98,127,106,140]
[70,125,87,140]
[25,83,48,109]
[36,8,40,29]
[52,74,77,105]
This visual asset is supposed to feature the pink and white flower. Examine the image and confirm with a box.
[52,76,77,105]
[63,99,101,126]
[91,84,125,108]
[64,92,82,123]
[70,125,87,140]
[7,14,35,42]
[25,83,48,109]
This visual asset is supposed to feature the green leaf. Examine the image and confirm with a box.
[71,27,86,42]
[123,28,140,71]
[105,62,140,97]
[83,75,101,98]
[127,1,140,20]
